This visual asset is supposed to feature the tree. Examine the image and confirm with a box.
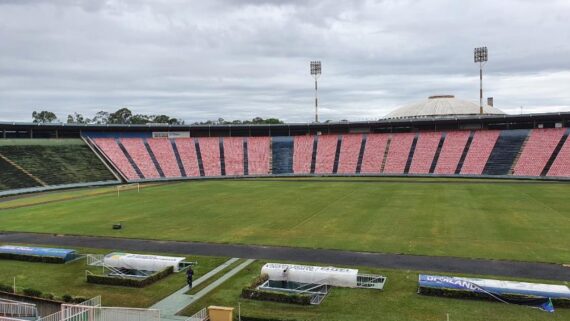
[108,108,133,124]
[130,114,150,125]
[66,113,89,124]
[92,111,109,124]
[32,111,58,123]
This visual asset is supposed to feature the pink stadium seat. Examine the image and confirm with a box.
[434,131,470,174]
[360,134,389,174]
[198,137,221,176]
[147,138,181,178]
[315,135,338,174]
[337,134,362,174]
[513,128,565,176]
[223,137,244,176]
[409,132,441,174]
[293,136,314,174]
[547,135,570,177]
[93,138,139,180]
[120,138,160,179]
[460,130,500,175]
[248,137,270,175]
[383,133,416,174]
[173,138,200,177]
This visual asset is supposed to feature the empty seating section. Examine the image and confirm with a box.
[336,134,362,174]
[248,137,270,175]
[315,135,338,174]
[434,131,470,174]
[147,139,181,178]
[547,136,570,177]
[460,130,500,175]
[513,128,565,176]
[198,137,221,176]
[174,138,200,177]
[121,138,160,179]
[0,141,115,187]
[384,133,415,174]
[0,156,39,191]
[94,138,139,180]
[293,136,314,174]
[360,134,389,173]
[223,137,244,176]
[409,132,441,174]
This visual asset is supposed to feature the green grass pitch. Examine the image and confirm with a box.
[0,177,569,263]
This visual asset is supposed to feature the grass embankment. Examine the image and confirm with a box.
[0,246,226,308]
[179,261,570,321]
[0,178,568,263]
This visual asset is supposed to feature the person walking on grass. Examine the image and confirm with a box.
[186,266,194,289]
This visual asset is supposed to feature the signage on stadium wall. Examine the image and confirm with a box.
[418,274,570,299]
[152,132,190,138]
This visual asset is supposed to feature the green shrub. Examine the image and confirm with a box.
[70,296,89,304]
[0,283,13,293]
[241,288,312,305]
[86,266,173,288]
[22,288,42,297]
[42,293,55,300]
[62,294,73,302]
[0,253,65,264]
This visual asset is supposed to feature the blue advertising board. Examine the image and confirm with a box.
[0,245,77,262]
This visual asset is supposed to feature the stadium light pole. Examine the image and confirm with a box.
[310,61,322,123]
[474,47,488,115]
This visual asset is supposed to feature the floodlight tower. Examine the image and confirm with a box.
[474,47,488,114]
[310,61,322,122]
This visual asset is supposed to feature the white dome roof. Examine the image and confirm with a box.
[384,95,505,119]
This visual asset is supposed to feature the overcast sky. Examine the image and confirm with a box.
[1,0,569,123]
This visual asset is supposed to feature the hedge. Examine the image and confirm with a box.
[418,286,570,308]
[86,266,173,288]
[0,253,65,264]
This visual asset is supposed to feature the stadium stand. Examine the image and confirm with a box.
[547,133,570,177]
[248,136,271,175]
[0,139,116,186]
[198,137,222,176]
[147,138,182,178]
[93,138,140,180]
[223,137,244,176]
[121,138,161,179]
[271,136,294,175]
[293,135,314,174]
[360,134,389,174]
[409,132,441,174]
[384,133,416,174]
[513,128,566,176]
[483,129,529,175]
[460,130,500,175]
[173,138,200,177]
[315,135,338,174]
[337,134,362,174]
[434,131,470,175]
[0,154,40,191]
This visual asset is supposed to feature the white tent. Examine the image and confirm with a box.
[261,263,359,288]
[103,253,186,272]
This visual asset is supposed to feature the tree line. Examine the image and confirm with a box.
[31,109,284,125]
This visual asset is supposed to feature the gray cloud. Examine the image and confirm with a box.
[0,0,569,123]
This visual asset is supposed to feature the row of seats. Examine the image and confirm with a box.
[92,129,570,181]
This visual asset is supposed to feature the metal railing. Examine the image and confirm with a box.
[357,274,387,290]
[38,296,101,321]
[185,307,208,321]
[0,301,37,318]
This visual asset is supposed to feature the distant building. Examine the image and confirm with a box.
[383,95,505,119]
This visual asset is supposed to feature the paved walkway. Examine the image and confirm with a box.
[0,232,568,281]
[152,258,255,320]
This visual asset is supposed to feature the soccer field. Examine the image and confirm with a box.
[0,177,568,263]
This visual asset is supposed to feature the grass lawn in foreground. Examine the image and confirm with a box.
[0,178,569,263]
[179,261,570,321]
[0,246,226,308]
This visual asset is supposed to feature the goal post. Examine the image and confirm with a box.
[116,183,140,197]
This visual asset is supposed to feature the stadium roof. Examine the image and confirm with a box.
[384,95,505,119]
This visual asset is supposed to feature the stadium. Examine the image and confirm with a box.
[0,93,569,321]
